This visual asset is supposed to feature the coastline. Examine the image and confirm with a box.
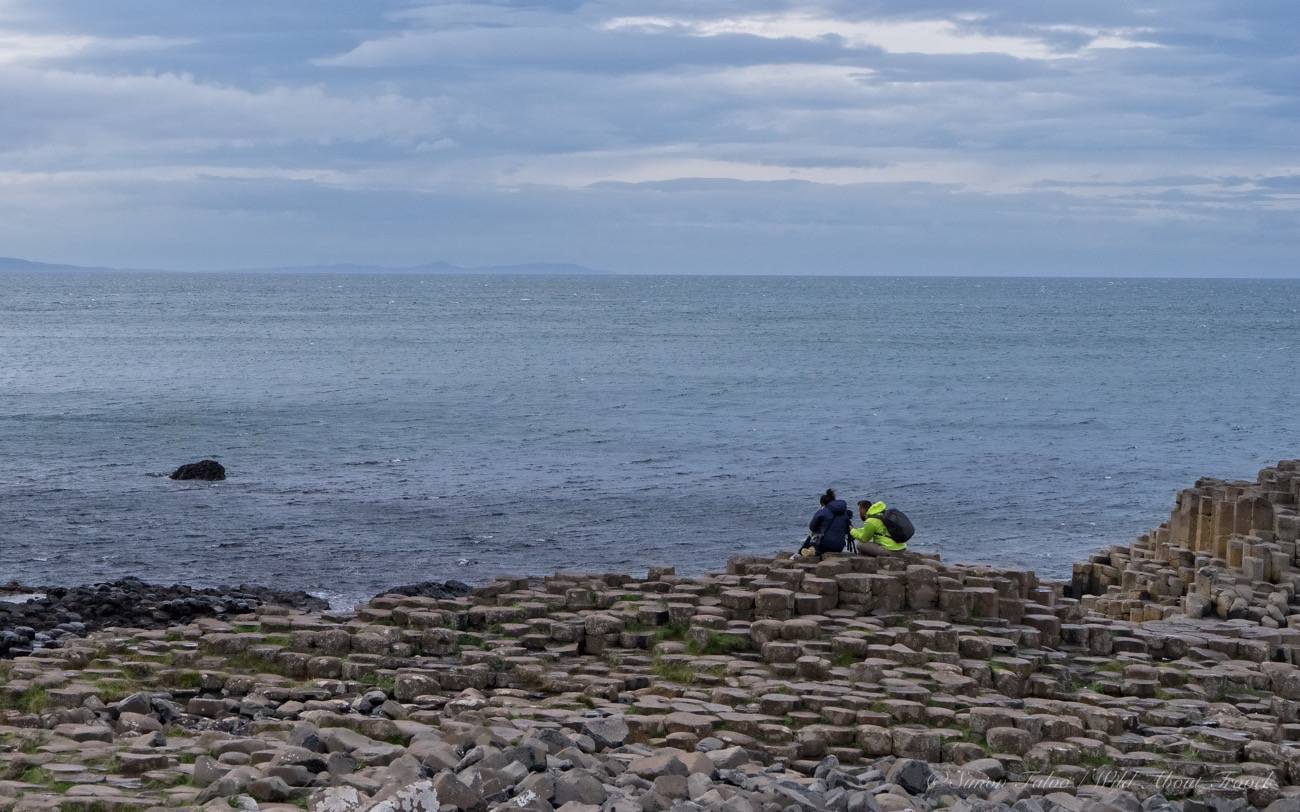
[7,273,1294,600]
[2,461,1300,811]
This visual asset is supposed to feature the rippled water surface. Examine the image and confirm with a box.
[2,273,1297,605]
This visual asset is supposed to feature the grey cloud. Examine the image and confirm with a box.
[321,27,878,72]
[0,66,449,157]
[2,173,1294,276]
[869,51,1059,82]
[1256,175,1300,191]
[0,0,1295,275]
[1034,175,1232,189]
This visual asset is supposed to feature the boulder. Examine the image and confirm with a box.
[582,716,629,749]
[377,581,473,600]
[247,776,293,803]
[554,771,608,806]
[170,459,227,481]
[885,758,933,795]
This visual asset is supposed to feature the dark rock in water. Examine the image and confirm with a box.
[0,577,326,658]
[169,459,226,481]
[379,580,472,600]
[223,584,328,613]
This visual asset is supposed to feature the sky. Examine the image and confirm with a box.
[0,0,1297,275]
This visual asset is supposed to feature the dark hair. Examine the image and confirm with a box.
[820,488,836,506]
[858,500,872,510]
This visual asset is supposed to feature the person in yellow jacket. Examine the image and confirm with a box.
[849,500,908,554]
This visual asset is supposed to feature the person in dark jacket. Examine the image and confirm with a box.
[803,488,851,555]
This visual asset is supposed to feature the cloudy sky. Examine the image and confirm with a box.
[1,1,1297,274]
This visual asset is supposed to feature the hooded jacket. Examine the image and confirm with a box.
[809,499,851,553]
[850,502,907,551]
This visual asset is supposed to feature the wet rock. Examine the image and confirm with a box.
[377,581,473,600]
[0,576,325,656]
[170,458,227,480]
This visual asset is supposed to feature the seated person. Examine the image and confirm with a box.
[850,499,908,554]
[799,488,851,557]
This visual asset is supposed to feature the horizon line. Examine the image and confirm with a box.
[2,269,1298,282]
[1,254,1297,281]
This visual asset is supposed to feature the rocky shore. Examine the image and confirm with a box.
[0,580,329,660]
[4,461,1300,811]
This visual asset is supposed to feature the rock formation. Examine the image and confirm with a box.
[1073,459,1300,627]
[382,582,474,601]
[4,462,1300,810]
[170,459,227,481]
[0,579,329,659]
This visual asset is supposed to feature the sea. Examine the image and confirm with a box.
[2,272,1297,607]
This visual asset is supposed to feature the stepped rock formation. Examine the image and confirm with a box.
[5,462,1300,810]
[1073,460,1300,626]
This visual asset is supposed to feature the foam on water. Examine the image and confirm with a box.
[0,593,45,604]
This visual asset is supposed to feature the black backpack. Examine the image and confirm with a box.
[876,507,915,543]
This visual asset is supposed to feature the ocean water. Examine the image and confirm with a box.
[2,272,1297,607]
